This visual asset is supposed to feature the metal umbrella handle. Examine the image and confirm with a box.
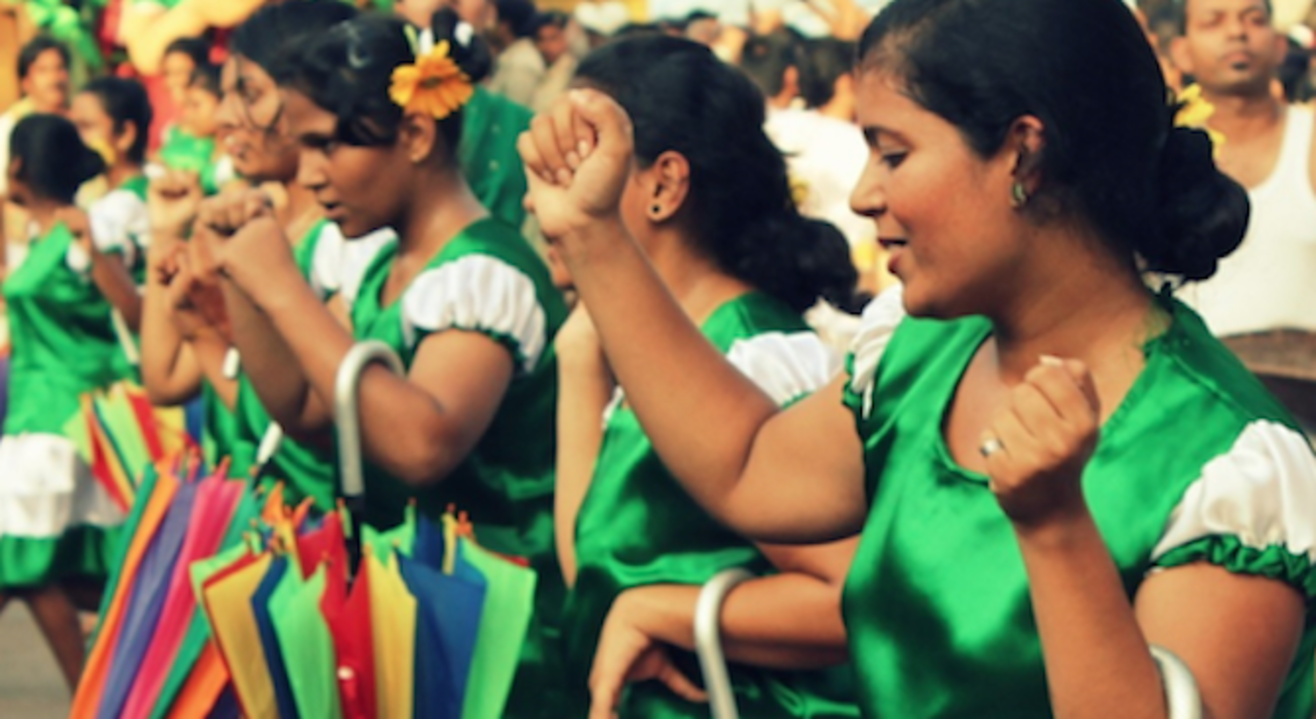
[1151,646,1202,719]
[333,341,405,573]
[695,568,754,719]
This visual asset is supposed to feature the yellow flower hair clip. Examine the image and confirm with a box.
[389,37,474,121]
[1173,84,1225,154]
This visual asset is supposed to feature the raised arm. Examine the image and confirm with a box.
[520,91,868,543]
[58,207,143,331]
[211,194,517,485]
[987,359,1312,719]
[139,171,234,406]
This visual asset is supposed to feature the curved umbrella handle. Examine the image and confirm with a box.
[334,341,406,504]
[1151,645,1202,719]
[695,568,754,719]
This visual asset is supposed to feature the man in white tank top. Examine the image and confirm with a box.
[1171,0,1316,432]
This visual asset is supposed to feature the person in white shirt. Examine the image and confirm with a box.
[1172,0,1316,430]
[486,0,543,107]
[740,31,884,294]
[529,11,579,114]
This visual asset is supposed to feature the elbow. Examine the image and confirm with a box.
[382,420,470,486]
[143,376,194,406]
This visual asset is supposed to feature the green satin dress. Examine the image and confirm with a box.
[350,216,568,718]
[841,294,1316,718]
[459,88,532,231]
[229,220,341,506]
[0,222,133,586]
[564,292,859,718]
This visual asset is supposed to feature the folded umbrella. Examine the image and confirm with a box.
[72,464,179,719]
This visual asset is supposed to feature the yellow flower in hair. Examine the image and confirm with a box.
[389,40,474,120]
[1174,84,1226,153]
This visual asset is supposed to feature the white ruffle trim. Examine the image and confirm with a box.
[0,433,125,538]
[1151,420,1316,565]
[400,255,547,374]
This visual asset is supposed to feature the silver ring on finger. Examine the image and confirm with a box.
[979,437,1006,458]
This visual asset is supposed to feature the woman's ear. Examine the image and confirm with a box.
[1006,115,1046,192]
[398,112,440,164]
[115,120,139,158]
[646,150,691,222]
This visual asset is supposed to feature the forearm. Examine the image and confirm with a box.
[190,333,238,410]
[140,277,200,404]
[555,357,614,587]
[222,278,326,432]
[89,253,143,331]
[562,218,780,515]
[255,282,478,483]
[623,577,850,670]
[1016,510,1167,719]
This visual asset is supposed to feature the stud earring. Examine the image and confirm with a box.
[1010,182,1029,209]
[651,204,662,216]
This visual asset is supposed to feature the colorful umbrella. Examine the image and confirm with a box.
[80,341,541,719]
[64,382,196,511]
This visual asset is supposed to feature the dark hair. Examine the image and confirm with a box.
[1176,0,1273,34]
[80,77,153,164]
[577,36,859,313]
[1280,37,1313,103]
[230,0,360,80]
[280,9,489,154]
[859,0,1247,281]
[18,35,69,81]
[740,31,804,101]
[188,63,223,96]
[535,10,571,34]
[163,36,211,68]
[802,38,856,109]
[495,0,539,38]
[10,114,104,203]
[613,22,664,41]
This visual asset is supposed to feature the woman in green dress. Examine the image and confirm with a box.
[0,113,124,688]
[550,36,862,719]
[199,10,568,717]
[520,0,1316,717]
[139,0,373,485]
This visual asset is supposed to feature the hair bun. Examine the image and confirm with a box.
[1143,126,1249,281]
[430,7,492,82]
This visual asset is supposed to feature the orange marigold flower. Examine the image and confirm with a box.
[388,40,474,120]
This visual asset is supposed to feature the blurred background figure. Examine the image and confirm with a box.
[1172,0,1316,434]
[530,10,579,112]
[488,0,545,106]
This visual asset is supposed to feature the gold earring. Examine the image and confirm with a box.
[1010,182,1029,209]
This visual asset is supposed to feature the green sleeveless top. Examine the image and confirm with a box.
[351,216,567,718]
[564,292,858,719]
[230,220,394,509]
[840,291,1316,718]
[3,222,132,436]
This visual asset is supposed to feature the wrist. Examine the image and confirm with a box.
[559,214,632,262]
[1010,500,1099,551]
[613,585,696,647]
